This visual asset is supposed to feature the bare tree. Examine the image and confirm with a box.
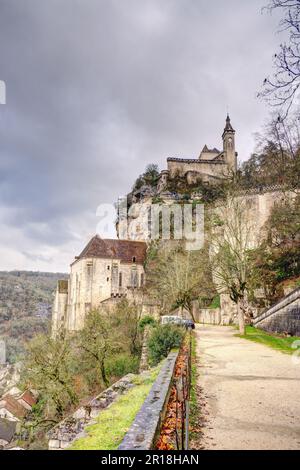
[146,243,215,322]
[259,0,300,118]
[210,194,258,335]
[240,114,300,189]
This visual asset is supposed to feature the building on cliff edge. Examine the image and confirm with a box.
[52,236,148,334]
[157,114,238,191]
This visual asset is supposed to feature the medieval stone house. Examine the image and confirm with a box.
[52,236,147,333]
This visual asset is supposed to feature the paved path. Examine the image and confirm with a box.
[195,325,300,450]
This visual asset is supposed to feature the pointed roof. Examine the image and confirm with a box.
[223,114,235,135]
[74,236,147,264]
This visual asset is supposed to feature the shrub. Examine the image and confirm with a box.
[138,315,157,332]
[106,354,140,378]
[147,325,185,365]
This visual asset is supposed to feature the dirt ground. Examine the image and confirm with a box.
[194,325,300,450]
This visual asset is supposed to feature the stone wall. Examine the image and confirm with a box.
[52,256,145,333]
[167,159,227,180]
[48,374,138,450]
[192,304,222,325]
[253,287,300,336]
[119,351,178,450]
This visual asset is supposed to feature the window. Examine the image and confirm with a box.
[86,262,93,277]
[119,272,123,287]
[107,265,110,270]
[131,268,138,288]
[132,256,136,263]
[140,273,144,287]
[112,263,118,288]
[107,277,110,282]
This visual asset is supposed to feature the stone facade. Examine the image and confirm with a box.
[157,115,237,189]
[52,237,147,334]
[253,287,300,336]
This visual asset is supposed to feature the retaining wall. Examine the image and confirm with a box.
[253,287,300,336]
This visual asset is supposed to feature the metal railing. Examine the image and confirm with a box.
[174,331,192,450]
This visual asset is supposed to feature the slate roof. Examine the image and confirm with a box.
[223,114,235,133]
[201,145,221,154]
[75,236,147,264]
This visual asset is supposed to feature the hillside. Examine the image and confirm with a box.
[0,271,68,363]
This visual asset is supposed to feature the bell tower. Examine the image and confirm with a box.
[222,114,237,173]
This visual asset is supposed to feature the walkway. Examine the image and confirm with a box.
[195,325,300,450]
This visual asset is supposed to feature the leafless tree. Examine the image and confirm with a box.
[259,0,300,118]
[210,194,259,335]
[146,242,215,322]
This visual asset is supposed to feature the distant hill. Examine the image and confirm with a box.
[0,271,68,363]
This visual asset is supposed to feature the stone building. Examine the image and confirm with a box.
[52,236,147,333]
[157,115,238,189]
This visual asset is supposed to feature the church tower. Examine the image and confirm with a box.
[222,115,237,173]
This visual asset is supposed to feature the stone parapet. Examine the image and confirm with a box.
[118,351,178,450]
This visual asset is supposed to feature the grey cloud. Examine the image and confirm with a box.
[0,0,281,270]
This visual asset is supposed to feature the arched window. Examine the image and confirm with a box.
[132,256,136,263]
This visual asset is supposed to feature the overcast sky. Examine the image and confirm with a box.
[0,0,282,272]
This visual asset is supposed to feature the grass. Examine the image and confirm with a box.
[69,367,160,450]
[237,326,300,355]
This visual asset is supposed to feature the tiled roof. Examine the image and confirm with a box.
[18,391,37,407]
[75,236,147,264]
[0,396,27,419]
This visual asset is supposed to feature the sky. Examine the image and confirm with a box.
[0,0,282,272]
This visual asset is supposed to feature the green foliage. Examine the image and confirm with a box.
[132,164,160,192]
[209,295,221,309]
[22,299,144,440]
[253,195,300,300]
[152,195,164,204]
[237,326,300,354]
[23,333,78,418]
[69,367,160,450]
[106,353,140,378]
[138,315,157,332]
[0,271,67,363]
[147,324,185,366]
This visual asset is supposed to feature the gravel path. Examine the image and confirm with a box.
[195,325,300,450]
